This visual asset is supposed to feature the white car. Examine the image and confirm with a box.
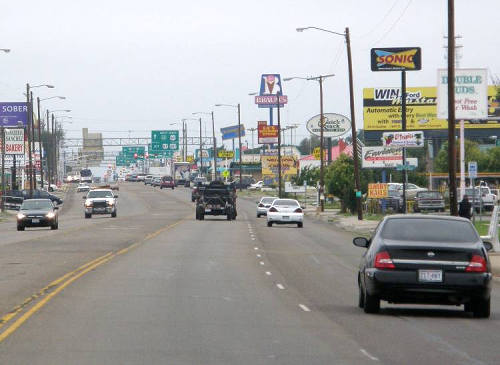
[248,181,264,190]
[267,199,304,228]
[77,184,90,193]
[256,196,278,218]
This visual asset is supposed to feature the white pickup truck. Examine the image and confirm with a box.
[476,186,498,211]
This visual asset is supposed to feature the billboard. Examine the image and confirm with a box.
[437,68,488,119]
[258,124,279,144]
[0,102,28,127]
[4,128,24,154]
[382,131,424,148]
[261,155,298,176]
[370,47,422,71]
[220,125,245,140]
[255,74,288,108]
[362,146,402,168]
[363,86,500,130]
[368,183,389,199]
[306,113,351,138]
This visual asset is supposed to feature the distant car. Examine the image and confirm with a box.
[83,189,118,218]
[22,189,63,205]
[2,190,24,210]
[136,174,146,182]
[398,183,428,200]
[110,183,119,191]
[144,175,153,185]
[414,191,445,212]
[382,189,403,213]
[256,196,278,217]
[77,184,91,193]
[160,176,175,190]
[267,199,304,228]
[151,176,162,187]
[17,199,59,231]
[191,182,203,202]
[353,215,492,317]
[249,181,264,190]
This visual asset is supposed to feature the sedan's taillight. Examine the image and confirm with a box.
[294,208,303,213]
[269,207,278,212]
[465,255,487,273]
[258,203,264,207]
[374,251,395,269]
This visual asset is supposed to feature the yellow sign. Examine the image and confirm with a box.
[261,155,298,176]
[218,150,234,158]
[186,155,194,162]
[222,170,230,178]
[368,183,388,199]
[313,147,327,160]
[363,86,500,130]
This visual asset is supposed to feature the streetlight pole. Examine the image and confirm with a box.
[193,111,218,181]
[199,117,203,177]
[296,25,362,219]
[0,49,10,209]
[284,74,334,212]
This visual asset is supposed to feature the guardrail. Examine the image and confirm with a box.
[480,205,500,252]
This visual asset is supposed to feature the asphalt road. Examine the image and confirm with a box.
[0,183,498,364]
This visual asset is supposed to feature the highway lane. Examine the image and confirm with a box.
[0,184,498,364]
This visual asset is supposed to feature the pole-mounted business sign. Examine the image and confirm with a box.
[371,47,422,72]
[0,102,29,127]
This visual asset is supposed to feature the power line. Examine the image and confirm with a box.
[355,0,400,40]
[372,0,413,46]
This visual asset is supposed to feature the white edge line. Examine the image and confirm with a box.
[299,304,311,312]
[360,349,379,361]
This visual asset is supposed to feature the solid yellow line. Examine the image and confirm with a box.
[0,215,190,342]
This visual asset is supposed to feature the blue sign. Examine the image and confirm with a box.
[255,74,288,109]
[0,102,28,127]
[220,125,245,140]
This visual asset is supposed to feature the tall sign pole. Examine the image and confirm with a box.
[199,117,203,177]
[237,103,242,192]
[401,71,407,213]
[1,125,5,212]
[370,46,422,215]
[37,97,44,189]
[447,0,458,216]
[319,76,325,212]
[30,92,37,190]
[277,93,282,198]
[26,85,33,196]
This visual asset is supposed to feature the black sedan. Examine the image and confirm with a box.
[353,215,492,317]
[22,189,63,205]
[17,199,59,231]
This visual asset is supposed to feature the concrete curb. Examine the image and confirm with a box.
[489,253,500,278]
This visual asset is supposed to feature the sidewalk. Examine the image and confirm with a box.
[304,208,379,236]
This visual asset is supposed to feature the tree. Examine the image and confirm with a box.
[434,139,486,172]
[292,166,320,186]
[325,154,355,212]
[297,135,320,155]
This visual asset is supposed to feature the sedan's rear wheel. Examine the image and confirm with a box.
[472,297,490,318]
[297,222,303,228]
[85,213,91,219]
[267,221,272,227]
[17,225,25,231]
[363,288,380,314]
[358,282,365,308]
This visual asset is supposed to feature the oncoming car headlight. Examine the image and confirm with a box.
[46,212,55,219]
[85,200,93,207]
[17,213,26,220]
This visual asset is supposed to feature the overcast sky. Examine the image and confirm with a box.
[1,0,499,152]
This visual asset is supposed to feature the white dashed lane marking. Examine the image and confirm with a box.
[299,304,311,312]
[276,283,285,290]
[265,271,272,276]
[360,349,379,361]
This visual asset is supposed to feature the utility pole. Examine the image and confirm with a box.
[447,0,458,216]
[277,93,282,198]
[30,92,37,190]
[37,97,44,189]
[237,103,242,192]
[199,117,203,177]
[1,125,5,212]
[211,111,217,180]
[26,85,33,196]
[248,127,257,149]
[319,76,325,212]
[346,27,362,220]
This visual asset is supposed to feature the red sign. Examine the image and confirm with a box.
[258,124,279,144]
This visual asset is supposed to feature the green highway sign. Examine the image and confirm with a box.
[151,130,179,153]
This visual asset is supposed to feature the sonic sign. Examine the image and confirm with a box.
[371,47,421,72]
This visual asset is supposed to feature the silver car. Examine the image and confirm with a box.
[256,196,278,218]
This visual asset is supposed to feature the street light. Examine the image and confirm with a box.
[37,96,66,189]
[193,111,218,181]
[285,74,334,212]
[296,25,362,220]
[0,49,10,212]
[215,103,243,191]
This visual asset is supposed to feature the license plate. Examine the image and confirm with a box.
[32,219,40,223]
[418,270,443,282]
[205,209,211,212]
[95,208,105,212]
[282,216,290,220]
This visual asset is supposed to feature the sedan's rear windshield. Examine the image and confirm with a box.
[87,191,114,198]
[261,198,277,204]
[21,200,53,210]
[381,218,478,243]
[273,199,299,206]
